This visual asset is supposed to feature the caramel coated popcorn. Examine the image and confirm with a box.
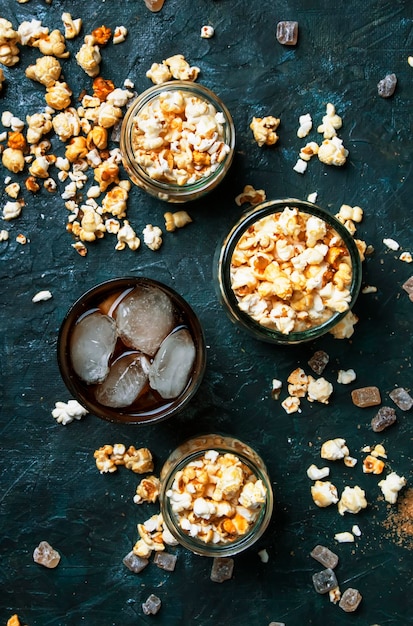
[230,206,354,334]
[130,89,230,185]
[94,444,153,474]
[166,449,267,545]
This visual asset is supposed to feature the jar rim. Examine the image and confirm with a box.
[217,198,362,344]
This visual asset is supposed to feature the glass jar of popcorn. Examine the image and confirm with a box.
[159,434,274,557]
[120,81,235,203]
[57,277,206,424]
[215,198,362,344]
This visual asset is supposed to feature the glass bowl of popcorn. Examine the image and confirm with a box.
[120,81,235,203]
[159,434,274,557]
[57,277,206,424]
[216,198,362,344]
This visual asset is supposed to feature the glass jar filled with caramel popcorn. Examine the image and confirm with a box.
[159,434,274,557]
[120,81,235,203]
[216,198,362,344]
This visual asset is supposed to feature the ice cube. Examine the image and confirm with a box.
[149,328,195,399]
[70,312,117,384]
[95,353,150,408]
[116,286,175,356]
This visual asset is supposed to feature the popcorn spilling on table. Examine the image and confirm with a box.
[94,444,154,474]
[52,399,88,425]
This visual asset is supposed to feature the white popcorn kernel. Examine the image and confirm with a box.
[307,377,333,404]
[361,285,377,294]
[321,438,349,461]
[334,531,354,543]
[383,237,399,251]
[378,472,406,504]
[329,587,342,604]
[306,464,330,480]
[307,191,318,203]
[311,480,339,507]
[337,369,356,384]
[337,485,367,515]
[297,113,312,138]
[258,548,269,563]
[293,158,308,174]
[0,229,9,241]
[352,525,362,537]
[201,25,215,39]
[399,251,412,263]
[113,25,128,44]
[271,378,282,400]
[3,200,23,220]
[32,290,52,302]
[343,456,358,468]
[52,399,88,425]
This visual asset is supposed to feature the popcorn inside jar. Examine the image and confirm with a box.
[218,200,362,343]
[160,436,273,556]
[120,82,235,202]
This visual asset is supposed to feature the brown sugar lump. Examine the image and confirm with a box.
[371,406,397,432]
[276,21,298,45]
[339,587,362,612]
[33,541,61,568]
[389,387,413,411]
[351,386,381,407]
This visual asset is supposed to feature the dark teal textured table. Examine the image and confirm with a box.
[1,1,413,624]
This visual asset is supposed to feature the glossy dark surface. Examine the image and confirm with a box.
[1,0,412,624]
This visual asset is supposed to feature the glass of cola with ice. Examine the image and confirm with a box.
[57,277,206,424]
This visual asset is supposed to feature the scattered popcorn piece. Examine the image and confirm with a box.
[299,141,319,161]
[61,13,82,39]
[3,200,24,220]
[0,229,9,241]
[317,103,342,139]
[258,548,269,563]
[52,399,88,425]
[16,233,27,245]
[115,220,140,251]
[235,184,266,207]
[5,182,21,200]
[352,524,361,537]
[250,116,280,147]
[201,25,215,39]
[334,531,354,543]
[307,191,318,203]
[164,54,200,81]
[311,480,339,507]
[307,377,333,404]
[2,148,25,174]
[337,369,356,384]
[281,396,301,414]
[362,454,385,475]
[329,310,358,339]
[32,290,52,302]
[146,62,172,84]
[164,210,192,232]
[33,541,61,568]
[113,26,128,44]
[143,224,163,251]
[343,456,357,468]
[0,18,20,67]
[361,285,377,294]
[75,34,101,77]
[378,472,406,504]
[297,113,312,138]
[144,0,166,12]
[318,136,348,166]
[6,615,21,626]
[371,444,387,458]
[293,158,307,174]
[329,587,342,604]
[337,485,367,515]
[271,378,282,400]
[307,464,330,480]
[383,237,400,251]
[399,251,412,263]
[134,476,161,504]
[408,56,413,67]
[320,438,349,461]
